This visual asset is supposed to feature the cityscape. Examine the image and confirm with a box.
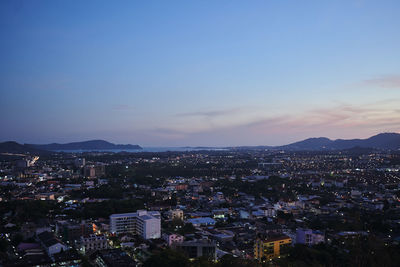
[0,134,400,266]
[1,1,400,267]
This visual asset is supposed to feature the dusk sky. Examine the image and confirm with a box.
[1,0,400,146]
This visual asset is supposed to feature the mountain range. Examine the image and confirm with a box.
[230,133,400,151]
[29,140,142,151]
[0,141,49,154]
[275,132,400,151]
[0,133,399,154]
[0,140,142,154]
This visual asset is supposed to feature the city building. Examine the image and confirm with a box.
[56,220,94,243]
[254,235,292,261]
[163,233,184,246]
[174,240,217,260]
[94,249,136,267]
[37,231,68,256]
[78,234,108,254]
[74,158,86,168]
[84,164,105,178]
[296,228,325,246]
[187,217,215,227]
[169,209,184,221]
[110,210,161,239]
[16,159,31,168]
[16,156,39,168]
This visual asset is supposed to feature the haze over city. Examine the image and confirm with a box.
[1,0,399,146]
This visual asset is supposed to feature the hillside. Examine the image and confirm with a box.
[0,141,48,154]
[30,140,142,151]
[276,133,400,151]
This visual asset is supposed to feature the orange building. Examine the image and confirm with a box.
[254,235,292,261]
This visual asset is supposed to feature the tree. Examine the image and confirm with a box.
[171,218,184,229]
[0,238,8,252]
[178,223,196,235]
[11,233,23,246]
[191,256,215,267]
[144,249,189,267]
[218,254,258,267]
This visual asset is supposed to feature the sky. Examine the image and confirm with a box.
[1,0,400,146]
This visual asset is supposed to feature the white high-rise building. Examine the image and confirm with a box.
[110,210,161,239]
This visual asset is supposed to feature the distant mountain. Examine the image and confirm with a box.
[278,137,332,150]
[30,140,142,151]
[0,141,49,154]
[276,133,400,151]
[2,133,399,153]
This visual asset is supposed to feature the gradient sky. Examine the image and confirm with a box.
[1,0,400,146]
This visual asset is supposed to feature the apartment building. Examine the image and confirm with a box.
[254,235,292,261]
[109,210,161,239]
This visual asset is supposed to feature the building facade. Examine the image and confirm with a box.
[174,240,216,260]
[84,165,105,178]
[110,210,161,239]
[78,234,108,254]
[296,228,325,246]
[56,220,93,243]
[169,209,184,221]
[254,235,292,261]
[37,231,68,256]
[163,233,184,246]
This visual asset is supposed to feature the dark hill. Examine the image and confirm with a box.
[276,133,400,151]
[278,137,332,150]
[30,140,142,151]
[0,141,48,154]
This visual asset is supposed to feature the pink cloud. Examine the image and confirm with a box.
[114,101,400,146]
[177,108,242,117]
[363,75,400,89]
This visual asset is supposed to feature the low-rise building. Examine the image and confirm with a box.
[187,217,215,227]
[94,249,136,267]
[174,240,216,260]
[169,209,184,221]
[163,233,184,246]
[254,235,292,261]
[296,228,325,246]
[37,231,68,256]
[78,234,108,254]
[56,220,93,243]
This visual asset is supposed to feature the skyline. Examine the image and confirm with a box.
[1,1,400,146]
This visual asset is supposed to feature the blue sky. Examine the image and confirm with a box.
[1,0,400,146]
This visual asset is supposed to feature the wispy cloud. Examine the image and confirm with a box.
[147,100,400,146]
[239,102,400,139]
[144,128,187,140]
[177,108,241,117]
[362,75,400,89]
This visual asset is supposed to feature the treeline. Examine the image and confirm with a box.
[0,200,60,223]
[277,238,400,267]
[144,239,400,267]
[214,176,297,201]
[64,199,145,219]
[106,162,254,179]
[144,250,259,267]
